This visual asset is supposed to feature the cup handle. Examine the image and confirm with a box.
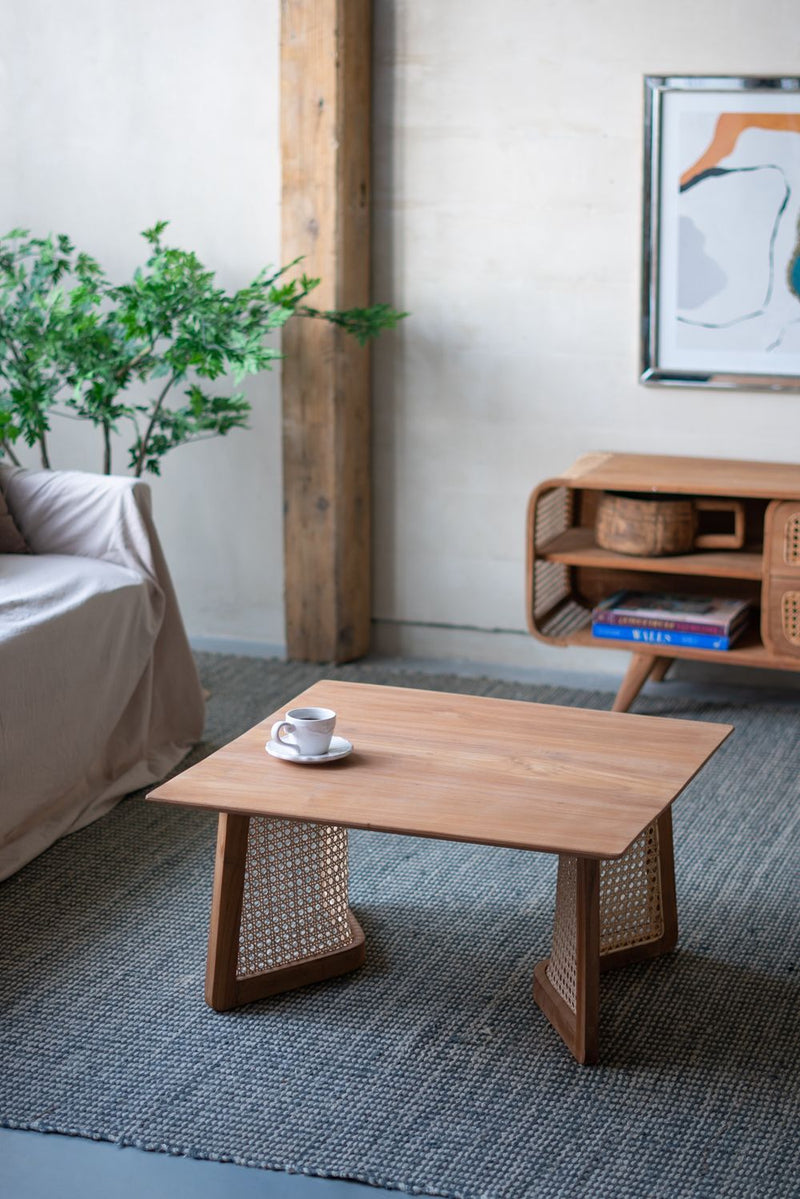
[270,720,301,753]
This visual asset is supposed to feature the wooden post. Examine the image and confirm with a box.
[280,0,372,662]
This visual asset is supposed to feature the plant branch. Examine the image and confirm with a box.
[1,223,405,479]
[184,432,230,445]
[133,373,178,477]
[50,406,92,422]
[117,341,156,381]
[102,421,112,475]
[2,439,21,466]
[5,338,27,371]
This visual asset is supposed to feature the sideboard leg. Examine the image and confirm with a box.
[649,658,672,684]
[612,652,667,712]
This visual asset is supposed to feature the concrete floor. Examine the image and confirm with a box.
[1,1128,378,1199]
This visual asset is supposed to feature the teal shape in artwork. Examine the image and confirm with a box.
[790,253,800,300]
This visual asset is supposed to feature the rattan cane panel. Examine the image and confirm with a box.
[784,513,800,566]
[535,487,572,549]
[236,818,352,978]
[599,822,663,954]
[534,560,571,621]
[782,591,800,646]
[533,489,574,627]
[540,596,592,638]
[546,855,578,1013]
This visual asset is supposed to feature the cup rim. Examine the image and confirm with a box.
[286,706,336,723]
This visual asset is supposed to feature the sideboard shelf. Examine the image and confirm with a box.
[538,527,764,581]
[526,452,800,711]
[566,624,785,669]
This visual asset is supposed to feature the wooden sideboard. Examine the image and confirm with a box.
[526,452,800,711]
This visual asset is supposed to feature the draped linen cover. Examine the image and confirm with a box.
[0,466,204,879]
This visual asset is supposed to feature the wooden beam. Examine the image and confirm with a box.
[280,0,372,662]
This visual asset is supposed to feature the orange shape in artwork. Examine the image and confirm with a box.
[680,113,800,188]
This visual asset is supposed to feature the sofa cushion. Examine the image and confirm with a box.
[0,486,28,553]
[0,551,150,638]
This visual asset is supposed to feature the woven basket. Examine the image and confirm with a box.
[595,491,746,557]
[595,492,698,556]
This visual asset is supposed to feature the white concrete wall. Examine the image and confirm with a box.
[2,1,800,680]
[0,0,284,651]
[370,0,800,675]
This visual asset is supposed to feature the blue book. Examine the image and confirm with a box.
[591,622,739,651]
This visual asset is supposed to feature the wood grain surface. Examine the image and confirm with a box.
[148,681,732,859]
[539,526,764,580]
[557,452,800,500]
[280,0,373,662]
[570,625,800,670]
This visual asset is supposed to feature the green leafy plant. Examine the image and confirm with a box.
[0,222,405,476]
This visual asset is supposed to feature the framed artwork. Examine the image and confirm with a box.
[641,75,800,389]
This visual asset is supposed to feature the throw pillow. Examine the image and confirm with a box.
[0,485,29,553]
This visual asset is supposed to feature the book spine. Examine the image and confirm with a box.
[594,611,734,636]
[591,623,733,651]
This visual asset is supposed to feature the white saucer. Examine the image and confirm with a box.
[265,734,353,764]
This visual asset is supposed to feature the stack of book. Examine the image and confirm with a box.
[591,591,752,652]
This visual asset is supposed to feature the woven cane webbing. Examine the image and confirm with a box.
[784,512,800,566]
[236,818,352,978]
[534,486,572,549]
[546,856,578,1013]
[546,826,665,1011]
[533,489,573,627]
[539,594,592,638]
[533,560,571,621]
[532,488,593,637]
[781,591,800,646]
[599,821,663,954]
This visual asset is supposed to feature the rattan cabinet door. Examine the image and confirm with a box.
[761,500,800,658]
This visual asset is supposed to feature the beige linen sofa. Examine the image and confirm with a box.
[0,464,205,879]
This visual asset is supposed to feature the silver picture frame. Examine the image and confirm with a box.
[641,74,800,390]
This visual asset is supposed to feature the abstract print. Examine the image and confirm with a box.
[677,113,800,356]
[643,77,800,386]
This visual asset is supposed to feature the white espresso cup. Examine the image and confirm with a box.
[270,706,336,756]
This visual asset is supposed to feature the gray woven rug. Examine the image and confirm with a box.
[1,654,799,1199]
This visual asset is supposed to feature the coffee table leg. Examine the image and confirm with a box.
[205,812,365,1012]
[533,809,677,1064]
[533,856,600,1063]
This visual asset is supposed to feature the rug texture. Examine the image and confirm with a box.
[1,654,798,1199]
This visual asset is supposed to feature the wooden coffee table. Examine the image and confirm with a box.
[148,681,731,1064]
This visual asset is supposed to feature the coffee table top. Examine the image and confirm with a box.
[148,681,732,858]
